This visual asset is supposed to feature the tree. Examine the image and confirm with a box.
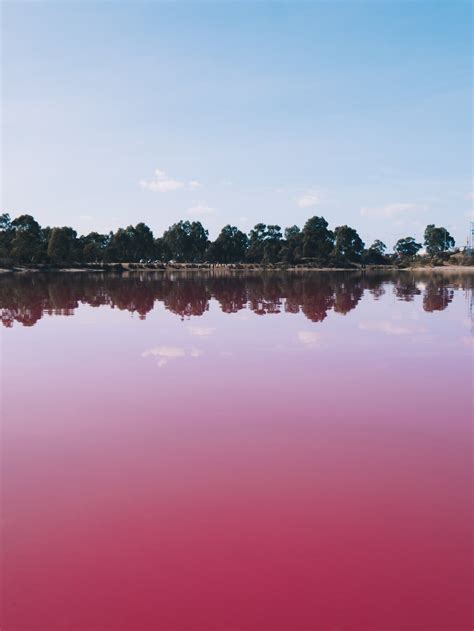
[263,225,282,263]
[207,225,248,263]
[301,216,334,263]
[280,225,303,263]
[10,215,44,263]
[394,237,422,258]
[47,227,79,265]
[105,228,133,262]
[80,232,109,263]
[246,223,267,263]
[362,239,388,264]
[162,220,209,262]
[0,213,13,259]
[333,225,365,262]
[369,240,387,256]
[424,224,455,256]
[132,223,155,261]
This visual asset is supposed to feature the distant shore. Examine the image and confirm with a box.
[1,263,473,274]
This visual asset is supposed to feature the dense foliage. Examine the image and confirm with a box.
[0,212,458,267]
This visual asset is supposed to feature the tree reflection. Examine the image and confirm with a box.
[0,270,471,328]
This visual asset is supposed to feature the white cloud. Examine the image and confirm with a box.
[187,204,215,217]
[297,331,324,347]
[298,193,320,209]
[189,180,201,190]
[360,203,421,219]
[238,215,249,225]
[140,168,184,192]
[465,192,474,201]
[359,321,426,336]
[188,326,214,337]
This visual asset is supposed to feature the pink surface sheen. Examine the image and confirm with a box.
[1,271,473,630]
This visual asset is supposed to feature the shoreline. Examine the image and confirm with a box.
[1,264,473,274]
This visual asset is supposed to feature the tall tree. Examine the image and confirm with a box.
[333,225,365,262]
[207,225,248,263]
[424,224,455,256]
[132,223,155,261]
[263,225,283,263]
[394,237,422,258]
[0,213,13,259]
[363,239,388,264]
[246,223,268,263]
[163,220,209,262]
[280,225,303,263]
[10,215,44,263]
[81,232,109,263]
[301,216,334,263]
[47,227,79,264]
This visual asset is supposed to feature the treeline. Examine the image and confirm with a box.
[0,212,459,267]
[1,271,469,328]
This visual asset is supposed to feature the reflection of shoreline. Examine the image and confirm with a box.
[1,271,471,329]
[1,264,474,275]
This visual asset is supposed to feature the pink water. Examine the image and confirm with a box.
[1,272,472,630]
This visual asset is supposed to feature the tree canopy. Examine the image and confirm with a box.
[0,212,455,268]
[424,224,455,256]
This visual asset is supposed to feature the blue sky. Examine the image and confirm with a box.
[2,1,472,249]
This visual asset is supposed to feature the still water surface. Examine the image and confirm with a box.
[1,271,472,630]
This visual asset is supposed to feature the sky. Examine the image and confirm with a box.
[1,1,472,249]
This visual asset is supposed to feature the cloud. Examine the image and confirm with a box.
[141,345,202,367]
[297,331,324,347]
[140,168,184,192]
[359,321,426,336]
[298,194,320,209]
[188,326,214,337]
[187,204,215,217]
[465,192,474,201]
[189,180,201,190]
[360,203,422,219]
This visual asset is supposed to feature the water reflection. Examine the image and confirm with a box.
[1,270,472,328]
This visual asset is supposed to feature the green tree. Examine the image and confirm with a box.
[394,237,422,258]
[369,240,387,256]
[301,216,334,263]
[362,239,388,264]
[280,225,303,263]
[47,227,79,264]
[207,225,248,263]
[246,223,267,263]
[263,225,283,263]
[132,223,155,261]
[0,213,13,259]
[163,220,209,262]
[424,224,455,256]
[10,215,44,263]
[80,232,109,263]
[333,225,365,262]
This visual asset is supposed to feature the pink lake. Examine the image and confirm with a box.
[1,271,472,630]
